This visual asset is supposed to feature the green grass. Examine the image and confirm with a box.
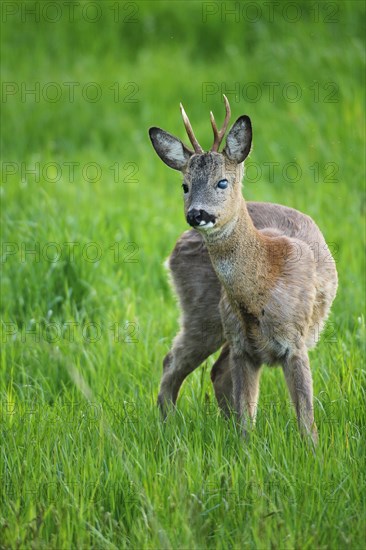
[1,1,365,548]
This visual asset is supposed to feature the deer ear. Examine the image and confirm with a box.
[223,115,252,163]
[149,127,192,171]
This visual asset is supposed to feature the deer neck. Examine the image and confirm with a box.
[203,199,274,314]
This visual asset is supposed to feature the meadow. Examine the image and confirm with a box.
[1,1,365,548]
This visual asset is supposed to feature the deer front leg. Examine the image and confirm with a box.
[230,348,262,435]
[282,349,318,446]
[219,293,261,433]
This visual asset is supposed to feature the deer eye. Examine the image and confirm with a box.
[182,183,189,194]
[217,179,228,189]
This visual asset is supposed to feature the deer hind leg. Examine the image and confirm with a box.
[158,318,224,416]
[159,230,224,416]
[282,349,318,445]
[211,344,233,416]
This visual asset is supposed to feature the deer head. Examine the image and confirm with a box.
[149,96,252,233]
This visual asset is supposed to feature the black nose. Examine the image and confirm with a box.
[186,209,203,227]
[186,209,216,227]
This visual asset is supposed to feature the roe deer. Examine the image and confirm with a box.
[149,96,338,444]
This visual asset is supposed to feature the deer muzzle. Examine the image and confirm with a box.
[186,209,216,229]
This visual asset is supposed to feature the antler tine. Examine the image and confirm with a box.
[180,103,204,154]
[210,94,231,152]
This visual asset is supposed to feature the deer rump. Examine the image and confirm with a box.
[166,200,334,414]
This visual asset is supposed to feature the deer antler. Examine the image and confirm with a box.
[180,103,204,154]
[210,95,231,152]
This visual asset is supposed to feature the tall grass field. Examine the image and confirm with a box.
[1,1,365,548]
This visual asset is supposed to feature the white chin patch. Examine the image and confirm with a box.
[198,220,214,229]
